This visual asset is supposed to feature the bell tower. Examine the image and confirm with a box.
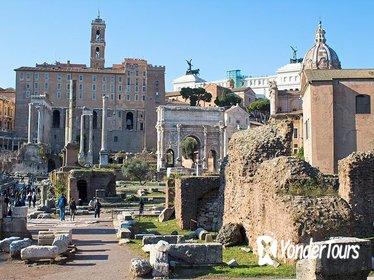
[90,11,106,69]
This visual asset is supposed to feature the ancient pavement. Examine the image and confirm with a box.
[0,212,136,280]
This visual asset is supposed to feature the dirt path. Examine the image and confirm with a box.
[0,212,137,280]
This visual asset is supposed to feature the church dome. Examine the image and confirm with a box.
[302,21,341,70]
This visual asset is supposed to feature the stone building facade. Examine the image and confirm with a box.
[14,15,165,162]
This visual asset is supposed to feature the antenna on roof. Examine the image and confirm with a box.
[97,9,100,19]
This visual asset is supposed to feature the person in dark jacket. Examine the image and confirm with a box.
[94,199,101,218]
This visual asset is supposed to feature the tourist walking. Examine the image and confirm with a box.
[32,191,37,208]
[139,198,144,215]
[94,198,101,218]
[69,198,77,221]
[57,193,67,221]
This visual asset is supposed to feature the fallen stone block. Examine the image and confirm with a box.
[52,230,72,244]
[168,243,223,265]
[195,227,209,241]
[142,235,185,246]
[150,241,170,277]
[10,238,32,258]
[227,259,238,268]
[0,236,21,252]
[21,245,59,261]
[216,223,244,247]
[134,233,156,240]
[152,262,169,277]
[118,239,131,245]
[158,207,175,222]
[2,217,30,238]
[117,228,132,239]
[296,237,371,280]
[11,206,28,217]
[37,213,51,219]
[130,258,152,277]
[52,234,70,254]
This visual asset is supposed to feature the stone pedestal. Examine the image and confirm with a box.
[63,143,79,167]
[99,150,109,167]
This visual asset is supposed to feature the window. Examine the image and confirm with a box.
[67,74,71,80]
[118,94,122,100]
[34,82,38,89]
[140,123,143,130]
[66,83,70,90]
[79,75,83,81]
[114,136,118,142]
[118,85,122,91]
[57,92,61,99]
[93,111,98,129]
[155,92,160,103]
[127,95,130,101]
[57,83,62,90]
[118,76,122,83]
[26,91,30,98]
[305,119,309,140]
[92,84,96,91]
[35,73,39,80]
[143,71,146,77]
[20,72,24,80]
[126,112,133,129]
[57,73,62,80]
[110,85,114,92]
[135,94,139,101]
[26,83,30,89]
[92,93,96,100]
[102,76,107,82]
[95,47,100,58]
[34,91,38,96]
[79,84,83,91]
[92,75,97,82]
[110,76,115,82]
[127,78,130,85]
[135,86,139,92]
[135,70,138,76]
[110,94,114,101]
[126,85,131,92]
[293,128,298,139]
[127,70,130,76]
[52,110,60,128]
[102,84,106,91]
[356,95,371,114]
[142,95,145,101]
[44,83,48,90]
[26,73,31,80]
[66,92,70,99]
[79,93,83,100]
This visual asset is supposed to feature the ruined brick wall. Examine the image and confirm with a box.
[175,176,220,230]
[222,121,354,253]
[165,179,175,207]
[339,151,374,236]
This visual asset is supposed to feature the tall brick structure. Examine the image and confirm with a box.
[14,15,165,163]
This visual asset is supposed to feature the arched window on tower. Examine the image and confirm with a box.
[96,30,101,41]
[126,112,133,130]
[52,110,60,128]
[93,111,98,129]
[95,47,100,58]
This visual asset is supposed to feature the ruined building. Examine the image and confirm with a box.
[14,14,165,166]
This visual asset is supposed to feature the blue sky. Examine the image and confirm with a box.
[1,0,374,91]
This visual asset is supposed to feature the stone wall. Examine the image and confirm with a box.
[339,151,374,236]
[165,179,175,207]
[222,121,355,253]
[175,176,220,230]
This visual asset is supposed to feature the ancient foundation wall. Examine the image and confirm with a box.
[339,151,374,236]
[175,176,220,230]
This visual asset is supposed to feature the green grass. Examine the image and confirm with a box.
[124,217,296,279]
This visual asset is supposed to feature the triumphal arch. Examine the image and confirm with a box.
[156,105,226,173]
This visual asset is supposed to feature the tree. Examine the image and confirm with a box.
[122,158,152,185]
[246,98,270,114]
[180,87,212,106]
[181,137,198,162]
[214,92,242,108]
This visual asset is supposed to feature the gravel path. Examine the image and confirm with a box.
[0,212,137,280]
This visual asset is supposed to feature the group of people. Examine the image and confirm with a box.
[57,194,102,221]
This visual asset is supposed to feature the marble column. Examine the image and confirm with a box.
[202,126,207,169]
[219,121,225,163]
[156,124,162,171]
[99,95,109,167]
[68,80,76,144]
[78,114,85,163]
[28,103,33,143]
[176,124,181,167]
[87,113,93,165]
[37,105,44,144]
[64,108,69,146]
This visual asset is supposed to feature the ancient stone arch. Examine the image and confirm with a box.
[156,106,225,173]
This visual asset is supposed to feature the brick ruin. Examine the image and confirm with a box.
[173,119,374,257]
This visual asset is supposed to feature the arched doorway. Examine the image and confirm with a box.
[126,112,134,130]
[166,149,175,167]
[48,159,56,172]
[77,180,88,202]
[208,150,217,172]
[181,136,200,169]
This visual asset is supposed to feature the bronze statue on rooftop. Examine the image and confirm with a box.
[185,59,200,75]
